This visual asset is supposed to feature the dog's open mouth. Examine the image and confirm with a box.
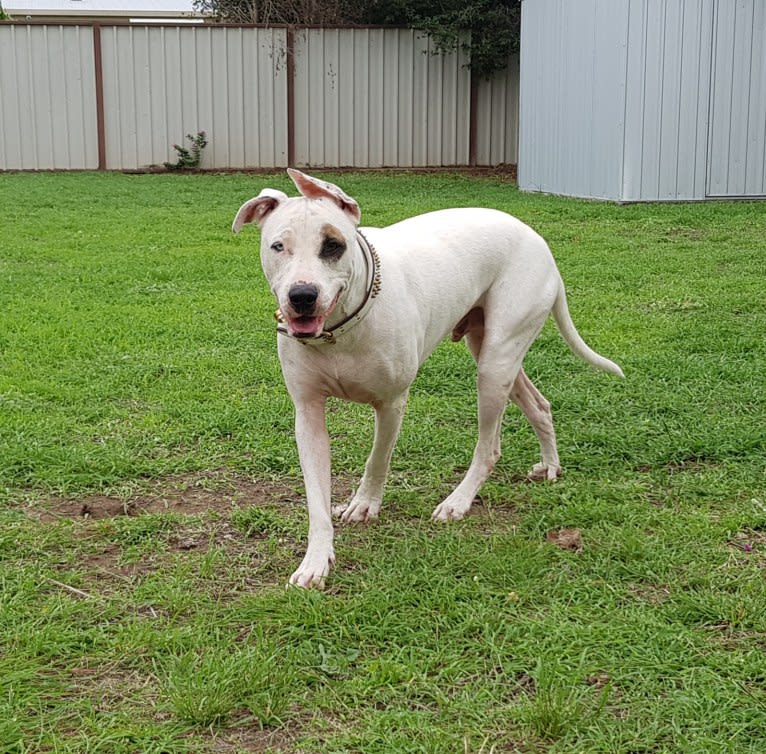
[285,291,341,338]
[288,314,327,338]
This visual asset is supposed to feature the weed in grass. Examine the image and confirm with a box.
[516,657,611,740]
[230,503,295,538]
[162,650,245,727]
[160,642,297,729]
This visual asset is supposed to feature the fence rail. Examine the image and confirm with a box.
[0,22,518,171]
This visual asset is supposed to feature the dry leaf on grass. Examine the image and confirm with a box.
[546,527,583,552]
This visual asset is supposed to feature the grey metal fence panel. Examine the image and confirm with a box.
[292,27,472,168]
[707,0,766,197]
[0,23,98,169]
[0,23,518,171]
[99,25,289,170]
[475,56,519,167]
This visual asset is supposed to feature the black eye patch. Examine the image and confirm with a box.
[320,236,346,261]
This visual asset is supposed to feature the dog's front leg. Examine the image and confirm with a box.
[290,399,335,589]
[340,394,408,523]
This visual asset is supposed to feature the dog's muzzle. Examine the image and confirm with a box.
[276,231,382,345]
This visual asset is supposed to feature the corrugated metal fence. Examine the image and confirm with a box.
[0,23,519,171]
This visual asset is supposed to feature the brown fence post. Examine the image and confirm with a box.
[469,70,479,167]
[92,23,107,170]
[286,25,295,167]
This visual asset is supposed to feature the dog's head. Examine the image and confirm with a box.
[232,169,362,339]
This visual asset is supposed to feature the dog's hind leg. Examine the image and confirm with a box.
[431,363,514,521]
[434,309,549,521]
[510,369,561,481]
[432,308,498,520]
[339,394,408,523]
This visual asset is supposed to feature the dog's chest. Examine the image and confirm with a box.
[283,339,416,405]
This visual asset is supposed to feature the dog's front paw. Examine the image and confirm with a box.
[527,463,562,481]
[289,548,335,589]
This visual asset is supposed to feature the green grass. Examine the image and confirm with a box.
[1,170,765,752]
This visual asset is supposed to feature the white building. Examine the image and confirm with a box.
[3,0,205,23]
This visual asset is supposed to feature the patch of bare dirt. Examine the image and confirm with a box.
[29,472,313,593]
[36,472,303,523]
[628,583,671,605]
[204,723,303,753]
[30,472,365,596]
[465,497,524,536]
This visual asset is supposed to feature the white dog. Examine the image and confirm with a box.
[233,170,623,588]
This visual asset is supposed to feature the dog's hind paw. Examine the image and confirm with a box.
[338,493,381,523]
[431,496,473,521]
[527,463,562,482]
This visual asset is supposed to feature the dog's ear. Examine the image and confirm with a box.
[232,189,288,233]
[287,168,361,225]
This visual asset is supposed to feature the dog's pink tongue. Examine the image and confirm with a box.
[289,316,323,338]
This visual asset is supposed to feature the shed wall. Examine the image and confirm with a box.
[518,0,630,199]
[519,0,765,201]
[707,0,766,197]
[621,0,713,201]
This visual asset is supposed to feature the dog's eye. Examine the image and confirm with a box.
[320,238,346,261]
[271,241,285,253]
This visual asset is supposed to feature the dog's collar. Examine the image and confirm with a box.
[275,230,382,345]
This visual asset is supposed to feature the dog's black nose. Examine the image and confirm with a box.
[288,284,319,314]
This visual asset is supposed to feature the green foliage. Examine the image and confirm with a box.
[164,131,207,171]
[427,1,521,78]
[367,0,522,78]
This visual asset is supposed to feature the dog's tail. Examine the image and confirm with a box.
[551,282,624,377]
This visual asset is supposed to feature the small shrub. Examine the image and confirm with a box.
[164,131,207,171]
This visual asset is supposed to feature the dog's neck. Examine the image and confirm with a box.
[276,230,381,345]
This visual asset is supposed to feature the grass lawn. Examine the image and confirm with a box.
[0,169,765,753]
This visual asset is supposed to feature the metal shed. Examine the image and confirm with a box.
[518,0,766,201]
